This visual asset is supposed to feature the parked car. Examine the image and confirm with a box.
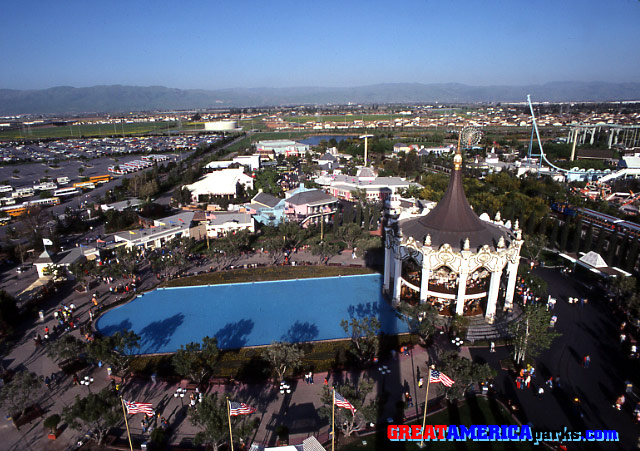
[16,265,32,273]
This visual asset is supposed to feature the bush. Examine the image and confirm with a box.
[44,414,60,433]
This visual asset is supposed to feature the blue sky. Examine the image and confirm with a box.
[1,0,639,90]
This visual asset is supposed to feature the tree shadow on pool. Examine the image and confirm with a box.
[347,302,380,319]
[281,321,319,343]
[138,313,185,353]
[215,319,254,349]
[98,319,133,337]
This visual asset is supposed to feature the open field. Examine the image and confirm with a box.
[285,114,404,124]
[0,121,177,140]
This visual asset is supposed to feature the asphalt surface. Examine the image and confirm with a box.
[471,268,639,450]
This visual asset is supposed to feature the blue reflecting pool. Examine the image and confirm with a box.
[95,274,407,354]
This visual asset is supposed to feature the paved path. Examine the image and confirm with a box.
[4,263,638,449]
[471,268,640,450]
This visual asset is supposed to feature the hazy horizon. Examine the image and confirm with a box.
[2,0,639,91]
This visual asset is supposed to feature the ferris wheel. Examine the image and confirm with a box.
[459,126,483,148]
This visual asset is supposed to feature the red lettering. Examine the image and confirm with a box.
[434,425,449,440]
[398,425,411,440]
[387,425,399,440]
[424,425,437,440]
[411,425,423,440]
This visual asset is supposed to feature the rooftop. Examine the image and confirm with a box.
[399,155,508,250]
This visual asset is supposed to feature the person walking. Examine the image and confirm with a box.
[583,355,590,368]
[418,377,424,388]
[490,341,496,353]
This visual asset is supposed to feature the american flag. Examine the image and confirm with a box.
[430,369,455,387]
[124,400,155,417]
[334,392,357,414]
[229,401,256,416]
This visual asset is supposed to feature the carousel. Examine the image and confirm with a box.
[383,132,523,323]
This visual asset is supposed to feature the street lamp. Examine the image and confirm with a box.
[174,387,187,406]
[280,381,291,394]
[80,376,94,392]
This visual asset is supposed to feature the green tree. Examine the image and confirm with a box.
[510,305,561,365]
[0,290,19,335]
[610,276,636,300]
[62,388,120,444]
[607,232,619,264]
[340,316,380,363]
[310,239,340,264]
[559,220,570,252]
[172,336,220,385]
[279,221,311,250]
[396,301,439,342]
[625,239,639,273]
[537,215,549,237]
[522,234,548,262]
[190,392,258,451]
[571,219,583,253]
[582,224,594,252]
[319,378,377,437]
[548,220,559,248]
[336,223,362,249]
[354,235,381,258]
[262,341,304,381]
[173,186,192,206]
[439,351,496,400]
[525,212,537,235]
[46,335,87,363]
[0,370,43,417]
[262,235,286,265]
[88,330,140,376]
[207,231,250,271]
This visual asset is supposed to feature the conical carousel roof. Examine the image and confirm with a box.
[399,156,509,250]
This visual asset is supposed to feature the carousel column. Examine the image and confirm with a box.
[485,270,502,323]
[392,253,403,306]
[383,242,391,292]
[455,271,468,315]
[419,260,430,304]
[503,260,519,311]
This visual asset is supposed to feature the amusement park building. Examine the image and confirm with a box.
[383,152,523,323]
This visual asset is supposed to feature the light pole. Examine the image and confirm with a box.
[80,375,94,392]
[174,387,187,406]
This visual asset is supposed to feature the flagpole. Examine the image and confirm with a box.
[331,389,335,451]
[120,398,134,451]
[419,373,431,448]
[227,398,234,451]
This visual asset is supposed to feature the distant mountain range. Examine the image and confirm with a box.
[1,81,640,115]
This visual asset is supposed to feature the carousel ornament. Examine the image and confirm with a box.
[497,236,505,249]
[424,234,432,246]
[514,219,520,231]
[463,238,470,251]
[494,211,501,222]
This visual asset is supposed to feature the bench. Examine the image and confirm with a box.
[12,404,44,429]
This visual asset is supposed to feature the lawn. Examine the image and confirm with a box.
[161,265,375,288]
[340,396,533,451]
[0,121,177,140]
